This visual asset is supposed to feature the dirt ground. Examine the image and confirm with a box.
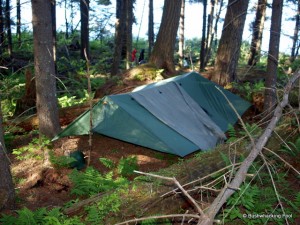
[10,133,181,212]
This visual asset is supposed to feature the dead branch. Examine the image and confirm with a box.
[198,71,300,225]
[115,213,202,225]
[134,170,207,217]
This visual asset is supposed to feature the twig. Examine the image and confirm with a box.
[263,147,300,176]
[161,163,242,198]
[115,213,201,225]
[84,48,92,166]
[259,153,290,225]
[134,170,206,217]
[215,86,256,148]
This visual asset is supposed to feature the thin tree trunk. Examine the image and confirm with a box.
[0,101,15,210]
[31,0,61,138]
[290,0,300,62]
[213,0,223,50]
[111,0,126,76]
[200,0,207,70]
[16,0,21,47]
[51,0,57,74]
[80,0,89,60]
[126,0,133,70]
[5,0,12,57]
[248,0,267,66]
[0,0,3,55]
[148,0,154,58]
[204,0,216,67]
[178,0,185,68]
[264,0,283,114]
[65,0,68,39]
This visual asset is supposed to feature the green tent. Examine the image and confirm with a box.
[53,72,250,157]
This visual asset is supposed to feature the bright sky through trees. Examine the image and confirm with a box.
[18,0,295,53]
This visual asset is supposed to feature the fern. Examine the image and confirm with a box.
[280,137,300,156]
[239,122,262,138]
[141,216,172,225]
[99,157,114,169]
[85,193,121,225]
[227,124,237,142]
[117,156,138,177]
[49,151,76,168]
[69,166,129,196]
[295,192,300,207]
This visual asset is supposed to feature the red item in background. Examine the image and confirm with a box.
[131,48,137,62]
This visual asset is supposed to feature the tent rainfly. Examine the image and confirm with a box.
[53,72,251,157]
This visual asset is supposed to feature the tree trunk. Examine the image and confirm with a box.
[31,0,61,138]
[148,0,154,57]
[0,0,3,55]
[178,0,185,68]
[80,0,89,60]
[212,0,249,86]
[111,0,126,76]
[0,101,15,210]
[264,0,283,114]
[204,0,216,67]
[51,0,57,74]
[248,0,267,66]
[290,0,300,62]
[200,0,207,71]
[149,0,181,75]
[213,0,224,48]
[5,0,12,57]
[16,0,21,47]
[126,0,133,70]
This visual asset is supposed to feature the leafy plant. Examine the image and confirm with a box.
[99,157,115,169]
[117,156,138,177]
[49,151,76,169]
[99,156,139,177]
[12,136,51,160]
[227,124,237,143]
[141,216,172,225]
[69,166,129,196]
[280,137,300,156]
[85,192,121,225]
[239,122,262,139]
[0,207,84,225]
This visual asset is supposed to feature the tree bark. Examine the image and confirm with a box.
[248,0,267,66]
[16,0,21,47]
[80,0,90,60]
[290,0,300,62]
[178,0,185,68]
[111,0,126,76]
[126,0,133,70]
[0,101,15,210]
[149,0,181,75]
[200,0,207,70]
[5,0,12,57]
[51,0,57,74]
[264,0,283,114]
[212,0,249,86]
[148,0,154,57]
[31,0,61,138]
[0,0,3,55]
[204,0,216,67]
